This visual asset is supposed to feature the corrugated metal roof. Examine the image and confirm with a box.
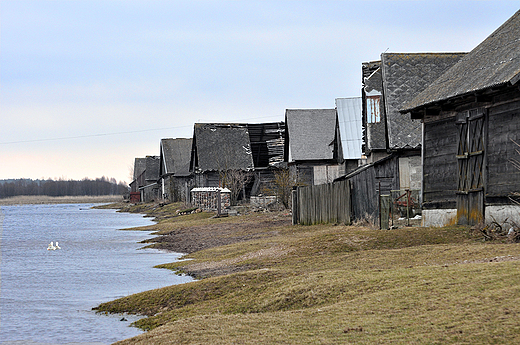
[336,97,362,159]
[401,10,520,113]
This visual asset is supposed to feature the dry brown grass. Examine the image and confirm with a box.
[93,210,520,345]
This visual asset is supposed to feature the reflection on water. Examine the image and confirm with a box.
[0,204,192,344]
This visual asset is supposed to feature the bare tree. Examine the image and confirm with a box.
[263,167,305,209]
[219,169,252,206]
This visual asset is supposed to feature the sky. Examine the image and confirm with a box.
[1,1,519,184]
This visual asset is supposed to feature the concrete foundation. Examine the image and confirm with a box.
[485,205,520,226]
[422,209,457,227]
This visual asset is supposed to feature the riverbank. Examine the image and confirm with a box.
[96,203,520,344]
[0,195,124,205]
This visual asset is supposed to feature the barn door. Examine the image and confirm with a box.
[456,108,486,225]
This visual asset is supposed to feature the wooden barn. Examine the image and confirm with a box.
[134,156,161,203]
[401,10,520,226]
[190,123,254,202]
[337,52,465,221]
[159,138,193,203]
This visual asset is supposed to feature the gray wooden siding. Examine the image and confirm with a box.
[423,116,458,209]
[487,99,520,198]
[347,155,399,220]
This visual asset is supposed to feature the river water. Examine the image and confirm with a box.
[0,203,192,344]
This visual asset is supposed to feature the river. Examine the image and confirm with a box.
[0,203,192,344]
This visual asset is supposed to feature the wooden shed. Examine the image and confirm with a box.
[284,108,344,186]
[401,10,520,226]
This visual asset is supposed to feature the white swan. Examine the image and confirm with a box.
[55,241,61,249]
[47,242,56,250]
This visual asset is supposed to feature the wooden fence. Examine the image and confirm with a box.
[292,180,351,225]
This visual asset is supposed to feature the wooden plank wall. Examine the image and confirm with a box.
[296,180,351,225]
[348,156,398,220]
[487,98,520,198]
[423,116,458,209]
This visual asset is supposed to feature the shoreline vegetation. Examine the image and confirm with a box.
[96,202,520,344]
[0,195,124,205]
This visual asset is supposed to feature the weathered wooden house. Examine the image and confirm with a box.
[159,138,193,203]
[362,53,466,191]
[129,157,147,201]
[401,10,520,226]
[128,156,162,203]
[337,53,466,221]
[284,109,344,186]
[190,123,254,189]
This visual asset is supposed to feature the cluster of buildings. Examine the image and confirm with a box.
[130,10,520,227]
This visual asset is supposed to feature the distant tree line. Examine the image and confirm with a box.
[0,177,128,198]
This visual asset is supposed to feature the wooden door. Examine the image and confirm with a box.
[456,108,486,225]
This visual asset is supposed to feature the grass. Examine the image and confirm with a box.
[93,210,520,344]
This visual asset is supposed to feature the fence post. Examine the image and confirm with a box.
[292,187,298,225]
[380,194,391,230]
[217,189,221,216]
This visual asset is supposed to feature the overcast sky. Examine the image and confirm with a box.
[1,1,518,184]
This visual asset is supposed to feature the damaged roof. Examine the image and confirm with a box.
[160,138,193,177]
[285,109,340,162]
[401,10,520,113]
[191,123,254,172]
[381,52,466,149]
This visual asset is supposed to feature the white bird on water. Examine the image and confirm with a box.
[47,241,61,250]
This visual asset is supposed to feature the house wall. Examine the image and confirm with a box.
[313,164,345,185]
[421,90,520,226]
[289,163,345,186]
[486,98,520,199]
[162,176,193,203]
[141,183,161,203]
[422,115,458,210]
[398,155,422,191]
[194,171,220,188]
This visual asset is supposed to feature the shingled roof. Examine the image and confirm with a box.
[285,109,342,162]
[160,138,193,177]
[381,52,466,149]
[191,123,254,172]
[401,10,520,113]
[133,158,147,180]
[144,156,160,182]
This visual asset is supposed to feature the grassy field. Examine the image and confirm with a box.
[95,205,520,344]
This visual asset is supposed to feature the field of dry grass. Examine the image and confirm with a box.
[94,204,520,344]
[0,195,125,205]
